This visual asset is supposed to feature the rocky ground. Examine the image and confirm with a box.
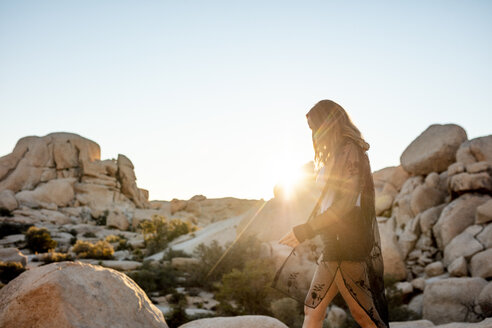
[0,128,491,328]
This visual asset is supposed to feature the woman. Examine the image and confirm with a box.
[274,100,389,328]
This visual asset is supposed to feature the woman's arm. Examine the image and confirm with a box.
[293,140,362,243]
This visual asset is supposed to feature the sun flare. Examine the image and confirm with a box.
[275,165,305,199]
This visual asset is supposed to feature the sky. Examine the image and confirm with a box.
[1,1,491,201]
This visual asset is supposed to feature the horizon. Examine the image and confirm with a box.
[1,1,491,201]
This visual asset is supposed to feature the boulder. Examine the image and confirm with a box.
[419,204,446,234]
[434,318,492,327]
[389,320,434,328]
[376,193,394,216]
[178,315,288,328]
[425,261,444,277]
[398,216,421,259]
[466,161,491,174]
[477,282,492,317]
[448,162,465,176]
[395,281,413,295]
[170,198,187,214]
[39,209,72,225]
[411,277,425,291]
[408,294,424,318]
[0,248,27,267]
[15,178,76,209]
[443,225,484,267]
[117,154,148,209]
[448,256,468,277]
[11,208,72,225]
[470,248,492,278]
[0,261,168,328]
[326,305,347,328]
[379,218,407,280]
[100,260,142,271]
[400,124,467,175]
[476,224,492,249]
[373,166,410,215]
[456,135,492,165]
[423,277,487,324]
[476,200,492,224]
[106,210,130,231]
[449,172,492,194]
[0,190,18,212]
[410,184,446,215]
[74,182,117,212]
[433,194,490,248]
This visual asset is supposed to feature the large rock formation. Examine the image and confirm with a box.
[0,132,149,213]
[0,261,168,328]
[400,124,467,175]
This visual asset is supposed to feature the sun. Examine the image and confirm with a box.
[275,165,305,200]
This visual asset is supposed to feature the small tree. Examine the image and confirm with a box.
[25,226,57,253]
[72,240,114,259]
[216,257,277,315]
[139,215,196,255]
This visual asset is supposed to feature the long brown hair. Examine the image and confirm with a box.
[306,99,370,170]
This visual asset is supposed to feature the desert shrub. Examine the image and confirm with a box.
[162,248,191,261]
[132,248,144,262]
[272,299,304,327]
[166,301,188,328]
[270,297,304,327]
[185,235,265,289]
[127,260,178,295]
[139,215,197,255]
[216,257,278,316]
[0,261,26,284]
[38,251,73,264]
[94,210,109,226]
[25,226,57,253]
[72,240,114,259]
[105,234,131,251]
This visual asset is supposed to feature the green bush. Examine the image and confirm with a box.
[216,257,278,316]
[139,215,197,255]
[94,210,109,226]
[162,248,191,261]
[166,302,188,328]
[127,261,178,295]
[270,298,304,327]
[185,235,265,289]
[105,234,131,251]
[0,261,26,285]
[25,226,57,253]
[72,240,114,259]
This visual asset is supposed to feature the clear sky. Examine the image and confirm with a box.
[1,1,491,201]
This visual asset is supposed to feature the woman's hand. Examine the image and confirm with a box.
[278,229,300,248]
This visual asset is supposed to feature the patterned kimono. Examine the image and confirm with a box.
[271,138,389,328]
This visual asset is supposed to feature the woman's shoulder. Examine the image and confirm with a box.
[337,138,362,162]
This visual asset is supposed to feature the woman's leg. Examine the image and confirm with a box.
[335,261,379,328]
[302,260,340,328]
